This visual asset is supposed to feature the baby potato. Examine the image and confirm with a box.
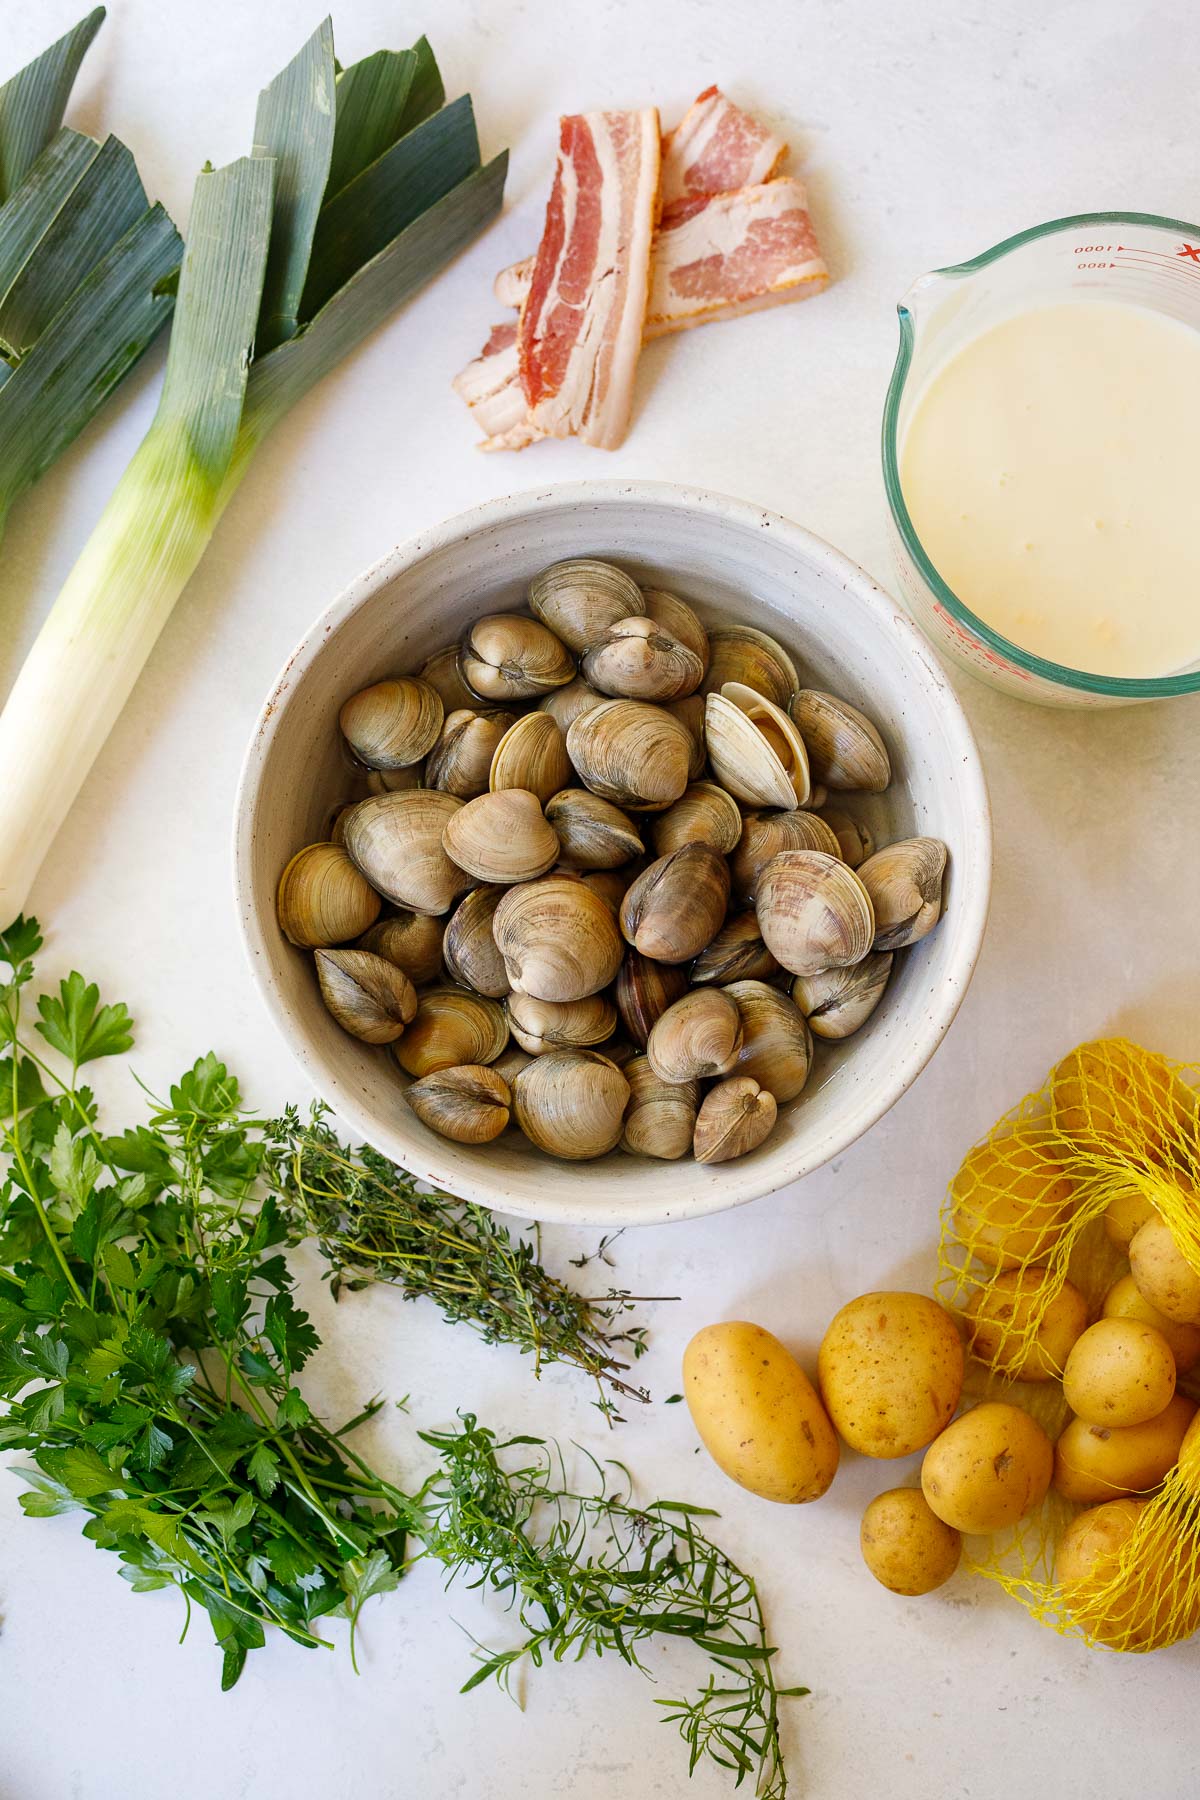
[1053,1393,1197,1503]
[965,1269,1088,1381]
[1054,1496,1191,1650]
[1051,1041,1196,1161]
[817,1292,963,1458]
[921,1401,1053,1533]
[683,1321,839,1504]
[1062,1318,1176,1427]
[860,1488,961,1596]
[1129,1214,1200,1325]
[950,1136,1075,1269]
[1103,1185,1157,1252]
[1103,1273,1200,1374]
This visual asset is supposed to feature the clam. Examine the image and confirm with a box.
[724,979,812,1103]
[620,844,730,963]
[460,613,576,702]
[858,838,948,951]
[793,952,893,1039]
[405,1064,511,1144]
[488,711,572,805]
[647,988,743,1084]
[614,950,690,1047]
[581,616,704,701]
[650,782,741,858]
[492,877,624,1002]
[507,991,617,1056]
[441,789,560,884]
[566,699,692,811]
[641,588,710,672]
[426,708,517,799]
[527,558,645,652]
[602,1034,639,1068]
[620,1055,698,1160]
[365,765,424,794]
[664,694,708,779]
[705,682,810,810]
[358,912,445,987]
[545,789,643,869]
[690,912,778,986]
[339,676,443,770]
[512,1050,631,1160]
[729,808,842,903]
[816,806,874,869]
[342,790,471,915]
[392,986,508,1077]
[702,625,799,706]
[693,1077,778,1164]
[443,886,510,997]
[314,949,417,1044]
[756,850,875,977]
[277,842,381,947]
[419,643,477,714]
[327,803,353,845]
[790,690,891,792]
[538,675,607,734]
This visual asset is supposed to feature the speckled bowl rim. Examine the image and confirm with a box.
[233,481,992,1226]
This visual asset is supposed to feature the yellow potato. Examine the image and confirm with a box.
[950,1136,1075,1269]
[1103,1185,1157,1252]
[1129,1214,1200,1325]
[683,1321,839,1503]
[1062,1318,1176,1427]
[860,1488,961,1596]
[1053,1393,1197,1503]
[817,1292,963,1458]
[1176,1411,1200,1499]
[1051,1041,1196,1161]
[965,1269,1088,1381]
[920,1401,1053,1533]
[1103,1273,1200,1373]
[1054,1497,1189,1650]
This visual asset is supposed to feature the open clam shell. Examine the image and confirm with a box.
[705,682,811,810]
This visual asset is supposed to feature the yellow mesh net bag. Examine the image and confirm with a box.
[938,1037,1200,1652]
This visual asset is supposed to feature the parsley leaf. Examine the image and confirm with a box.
[36,973,133,1067]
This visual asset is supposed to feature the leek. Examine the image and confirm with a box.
[0,18,506,924]
[0,10,182,543]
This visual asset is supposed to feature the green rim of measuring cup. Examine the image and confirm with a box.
[882,210,1200,699]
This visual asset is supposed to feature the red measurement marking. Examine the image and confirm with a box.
[1178,242,1200,262]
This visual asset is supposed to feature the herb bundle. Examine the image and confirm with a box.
[274,1114,660,1420]
[0,922,802,1793]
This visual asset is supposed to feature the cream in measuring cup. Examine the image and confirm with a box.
[898,297,1200,678]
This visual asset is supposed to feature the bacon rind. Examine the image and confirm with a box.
[659,86,787,223]
[518,109,660,450]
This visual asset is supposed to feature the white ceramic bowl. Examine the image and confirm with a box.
[235,481,991,1227]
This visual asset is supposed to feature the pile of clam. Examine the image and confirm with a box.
[276,559,948,1166]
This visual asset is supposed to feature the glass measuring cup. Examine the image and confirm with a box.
[882,212,1200,707]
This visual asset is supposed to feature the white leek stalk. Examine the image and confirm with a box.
[0,19,506,924]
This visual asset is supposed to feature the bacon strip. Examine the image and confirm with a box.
[450,323,544,451]
[645,178,827,336]
[517,109,660,450]
[660,86,786,223]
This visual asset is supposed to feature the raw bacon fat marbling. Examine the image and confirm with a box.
[518,109,660,449]
[645,178,827,336]
[659,85,786,222]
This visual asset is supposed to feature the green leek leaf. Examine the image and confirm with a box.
[157,156,274,485]
[0,133,146,356]
[0,127,99,300]
[0,8,104,203]
[301,93,480,317]
[252,17,336,354]
[241,150,507,450]
[325,47,417,199]
[402,36,446,136]
[0,202,180,506]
